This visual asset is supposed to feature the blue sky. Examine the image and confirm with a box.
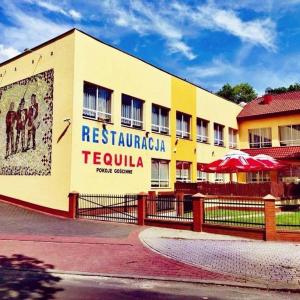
[0,0,300,95]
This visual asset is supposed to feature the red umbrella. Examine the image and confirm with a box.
[203,150,265,173]
[253,154,287,170]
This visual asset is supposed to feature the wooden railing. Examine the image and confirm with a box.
[175,181,286,198]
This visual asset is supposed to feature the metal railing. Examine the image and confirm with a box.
[276,202,300,230]
[146,194,193,222]
[77,194,138,223]
[203,197,265,228]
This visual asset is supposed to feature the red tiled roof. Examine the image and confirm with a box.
[242,146,300,160]
[237,91,300,120]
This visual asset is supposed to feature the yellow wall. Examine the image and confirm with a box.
[70,30,172,194]
[0,34,75,211]
[170,77,197,183]
[239,113,300,149]
[196,89,242,182]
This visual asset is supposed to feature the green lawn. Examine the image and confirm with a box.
[184,209,300,230]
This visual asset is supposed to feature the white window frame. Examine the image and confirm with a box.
[197,118,209,143]
[214,123,224,146]
[247,171,270,183]
[214,173,225,183]
[229,128,238,149]
[279,124,300,146]
[248,128,272,148]
[197,170,208,182]
[151,159,170,188]
[83,82,112,122]
[151,104,169,134]
[176,161,191,182]
[176,112,191,139]
[121,95,143,129]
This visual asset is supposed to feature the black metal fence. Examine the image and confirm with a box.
[276,202,300,230]
[203,198,265,228]
[77,194,138,223]
[146,195,193,222]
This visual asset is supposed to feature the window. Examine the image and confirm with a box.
[214,123,224,146]
[247,171,270,183]
[197,118,209,143]
[229,128,238,149]
[215,173,225,183]
[279,124,300,146]
[151,159,169,188]
[197,170,208,182]
[176,161,191,182]
[152,104,169,134]
[176,112,191,139]
[83,82,112,122]
[248,128,272,148]
[121,94,143,129]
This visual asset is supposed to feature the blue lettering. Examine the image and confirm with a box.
[148,137,154,150]
[102,129,108,144]
[141,137,147,150]
[154,139,159,151]
[93,128,99,143]
[126,133,133,148]
[82,125,90,142]
[161,141,166,152]
[118,132,125,147]
[111,130,117,145]
[134,135,140,148]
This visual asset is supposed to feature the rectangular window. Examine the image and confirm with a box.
[176,112,191,139]
[215,173,225,183]
[176,161,191,182]
[83,82,112,122]
[248,128,272,148]
[197,170,208,182]
[279,124,300,146]
[214,123,224,146]
[229,128,238,149]
[247,171,270,183]
[152,104,169,134]
[197,118,209,143]
[121,94,143,129]
[151,159,169,188]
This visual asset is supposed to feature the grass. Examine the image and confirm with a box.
[184,209,300,230]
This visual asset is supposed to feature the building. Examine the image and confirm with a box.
[0,29,241,214]
[237,91,300,183]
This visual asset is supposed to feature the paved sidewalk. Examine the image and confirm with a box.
[140,228,300,289]
[0,201,233,283]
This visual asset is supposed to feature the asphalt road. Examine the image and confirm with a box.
[0,201,135,238]
[0,270,298,300]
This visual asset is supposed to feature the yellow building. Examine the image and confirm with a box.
[0,28,241,213]
[238,92,300,184]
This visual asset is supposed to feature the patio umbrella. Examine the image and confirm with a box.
[253,154,287,170]
[203,150,265,174]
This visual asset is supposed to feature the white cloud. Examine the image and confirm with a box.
[68,9,82,21]
[0,45,19,62]
[0,0,70,57]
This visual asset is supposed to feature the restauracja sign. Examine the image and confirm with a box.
[81,125,167,168]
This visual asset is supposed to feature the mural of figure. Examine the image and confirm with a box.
[26,94,39,150]
[15,98,28,153]
[5,102,16,159]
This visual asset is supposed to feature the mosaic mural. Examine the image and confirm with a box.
[0,69,54,175]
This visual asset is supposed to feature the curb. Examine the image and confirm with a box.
[2,267,300,292]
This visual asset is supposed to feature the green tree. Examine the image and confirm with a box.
[216,83,257,104]
[268,83,300,94]
[233,83,257,103]
[216,83,235,102]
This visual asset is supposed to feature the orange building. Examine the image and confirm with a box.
[237,91,300,188]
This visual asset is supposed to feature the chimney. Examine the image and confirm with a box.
[263,87,272,104]
[263,94,272,104]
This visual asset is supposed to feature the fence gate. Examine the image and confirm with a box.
[77,194,138,224]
